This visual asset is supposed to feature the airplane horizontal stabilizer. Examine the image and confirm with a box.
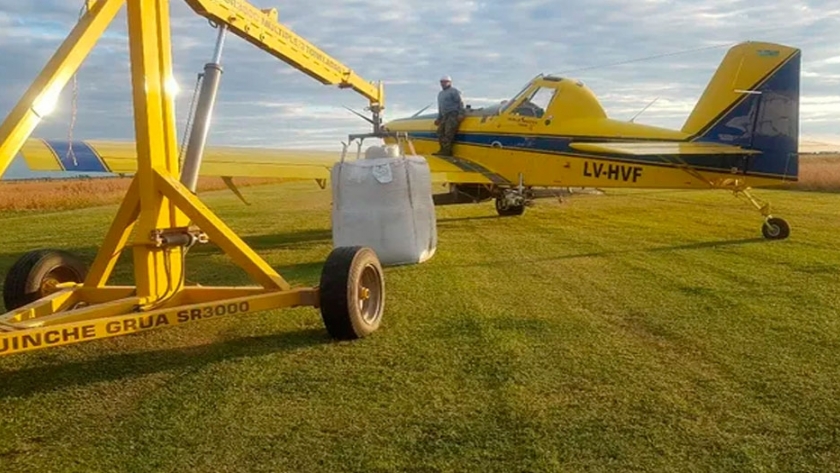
[569,141,760,157]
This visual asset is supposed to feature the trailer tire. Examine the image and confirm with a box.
[3,249,88,311]
[319,246,384,340]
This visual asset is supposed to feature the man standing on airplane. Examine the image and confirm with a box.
[434,75,465,156]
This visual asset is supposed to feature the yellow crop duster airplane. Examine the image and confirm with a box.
[18,40,800,239]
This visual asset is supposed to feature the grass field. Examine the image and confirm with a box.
[0,180,839,472]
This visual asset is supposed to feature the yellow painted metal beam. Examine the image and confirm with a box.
[0,290,78,325]
[0,288,316,357]
[0,0,126,178]
[76,287,139,304]
[16,297,144,329]
[85,177,140,288]
[183,0,383,110]
[155,172,290,291]
[126,0,186,302]
[161,286,277,307]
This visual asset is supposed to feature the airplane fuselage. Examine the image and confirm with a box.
[382,57,800,193]
[383,114,788,191]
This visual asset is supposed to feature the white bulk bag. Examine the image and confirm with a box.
[331,154,437,266]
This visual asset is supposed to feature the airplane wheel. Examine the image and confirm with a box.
[319,246,384,340]
[762,217,790,240]
[495,197,525,217]
[3,249,88,311]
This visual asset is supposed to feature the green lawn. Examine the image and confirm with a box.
[1,182,839,472]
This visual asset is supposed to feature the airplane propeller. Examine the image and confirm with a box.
[342,102,434,134]
[342,105,378,127]
[410,103,433,118]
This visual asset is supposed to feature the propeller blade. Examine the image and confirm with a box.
[411,103,433,118]
[342,105,375,126]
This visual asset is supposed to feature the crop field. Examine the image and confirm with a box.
[0,176,283,212]
[792,153,840,192]
[0,162,839,472]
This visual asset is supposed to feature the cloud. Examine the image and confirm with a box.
[0,0,838,153]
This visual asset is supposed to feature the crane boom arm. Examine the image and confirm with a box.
[184,0,384,112]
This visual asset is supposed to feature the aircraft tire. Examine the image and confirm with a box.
[495,197,525,217]
[3,249,88,311]
[762,217,790,240]
[318,246,384,340]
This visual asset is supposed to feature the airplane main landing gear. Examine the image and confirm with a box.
[495,189,527,217]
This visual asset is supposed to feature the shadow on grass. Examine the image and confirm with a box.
[576,236,768,258]
[443,237,770,268]
[437,215,500,224]
[247,229,332,249]
[552,237,771,260]
[0,328,332,399]
[0,228,334,287]
[182,228,333,255]
[647,237,768,252]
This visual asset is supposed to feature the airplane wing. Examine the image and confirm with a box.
[17,139,493,184]
[569,141,761,156]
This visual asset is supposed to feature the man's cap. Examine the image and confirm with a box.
[440,75,452,82]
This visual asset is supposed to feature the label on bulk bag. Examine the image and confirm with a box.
[372,163,393,184]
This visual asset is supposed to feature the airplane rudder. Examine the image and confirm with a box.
[683,42,800,137]
[686,42,801,179]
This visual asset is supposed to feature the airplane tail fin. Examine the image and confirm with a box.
[682,42,801,180]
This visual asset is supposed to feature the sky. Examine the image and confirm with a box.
[1,0,839,154]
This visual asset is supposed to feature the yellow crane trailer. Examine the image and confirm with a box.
[0,0,387,357]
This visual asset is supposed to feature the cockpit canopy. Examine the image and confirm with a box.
[467,74,607,121]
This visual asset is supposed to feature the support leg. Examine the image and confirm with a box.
[85,177,140,288]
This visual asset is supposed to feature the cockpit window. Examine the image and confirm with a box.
[510,87,556,118]
[500,76,542,114]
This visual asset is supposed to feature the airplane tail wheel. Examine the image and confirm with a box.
[762,217,790,240]
[3,249,88,311]
[319,246,384,340]
[495,197,525,217]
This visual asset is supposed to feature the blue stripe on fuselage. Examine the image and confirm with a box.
[44,140,109,173]
[406,131,756,176]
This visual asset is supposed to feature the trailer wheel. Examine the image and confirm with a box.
[319,246,384,340]
[3,249,88,311]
